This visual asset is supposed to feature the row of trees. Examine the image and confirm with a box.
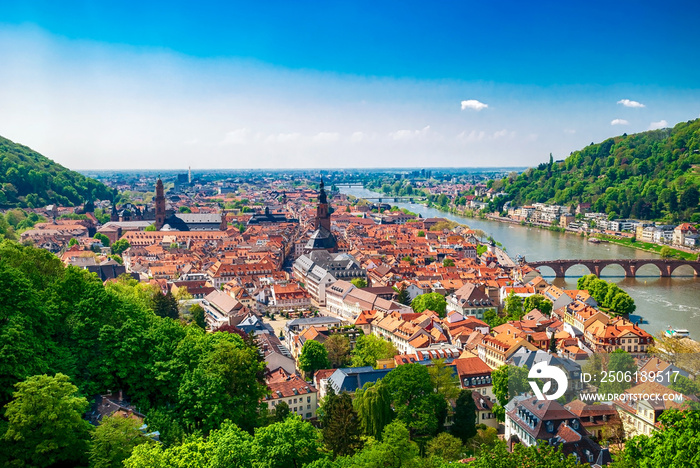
[577,274,636,315]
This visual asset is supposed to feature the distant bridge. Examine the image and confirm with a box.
[355,196,427,203]
[335,183,365,188]
[528,258,700,278]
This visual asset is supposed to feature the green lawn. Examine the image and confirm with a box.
[596,235,697,261]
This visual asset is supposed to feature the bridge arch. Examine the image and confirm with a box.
[598,263,628,277]
[561,263,595,277]
[670,263,700,277]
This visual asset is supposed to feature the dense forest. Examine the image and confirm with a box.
[0,135,113,208]
[492,119,700,222]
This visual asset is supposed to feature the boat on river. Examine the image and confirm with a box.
[665,328,691,339]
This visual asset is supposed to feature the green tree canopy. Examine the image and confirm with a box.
[89,416,151,468]
[350,334,397,368]
[411,292,447,317]
[299,340,331,377]
[324,334,351,368]
[523,294,553,315]
[320,388,363,457]
[451,389,477,443]
[2,373,92,467]
[351,277,368,288]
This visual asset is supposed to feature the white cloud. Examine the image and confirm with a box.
[389,125,431,141]
[461,99,488,111]
[563,129,576,134]
[313,132,340,143]
[611,119,629,126]
[350,131,368,142]
[457,130,485,142]
[648,119,668,130]
[221,128,251,145]
[617,99,645,108]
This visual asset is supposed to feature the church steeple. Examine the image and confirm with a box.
[315,178,331,232]
[155,177,166,230]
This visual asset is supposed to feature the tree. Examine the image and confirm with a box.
[669,374,700,396]
[428,359,460,400]
[144,224,156,231]
[94,232,111,247]
[354,382,393,440]
[614,410,700,468]
[442,258,455,267]
[411,292,447,317]
[381,363,445,437]
[320,388,363,457]
[451,390,477,443]
[469,426,499,455]
[394,284,411,305]
[190,303,207,329]
[523,294,553,315]
[660,246,674,258]
[252,416,323,468]
[549,336,557,354]
[177,337,267,433]
[273,401,291,422]
[417,230,425,237]
[504,291,524,320]
[351,334,397,368]
[468,441,580,468]
[89,416,151,468]
[610,291,636,315]
[492,365,529,421]
[351,277,367,288]
[346,420,420,468]
[3,373,92,467]
[151,290,179,320]
[111,238,130,255]
[600,349,636,395]
[299,340,331,377]
[68,237,79,247]
[324,334,351,368]
[426,432,463,462]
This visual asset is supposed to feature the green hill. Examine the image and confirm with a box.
[0,135,113,208]
[493,119,700,223]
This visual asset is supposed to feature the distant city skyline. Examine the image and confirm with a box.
[0,1,699,170]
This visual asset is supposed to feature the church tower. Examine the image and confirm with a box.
[316,179,331,232]
[155,177,166,230]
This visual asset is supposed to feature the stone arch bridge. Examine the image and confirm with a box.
[527,258,700,278]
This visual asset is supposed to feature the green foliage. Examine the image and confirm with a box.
[394,284,411,306]
[612,409,700,467]
[427,359,460,400]
[498,119,700,223]
[337,420,420,468]
[272,401,291,422]
[381,363,446,438]
[411,292,447,317]
[354,382,393,440]
[468,440,581,467]
[523,294,553,315]
[451,390,477,443]
[150,290,179,320]
[442,258,455,267]
[0,240,267,448]
[350,334,397,368]
[144,223,156,231]
[320,388,363,457]
[492,365,530,416]
[660,246,674,258]
[68,237,79,246]
[669,374,700,397]
[298,340,331,377]
[417,230,425,237]
[426,432,463,462]
[89,416,151,468]
[252,416,324,468]
[94,232,111,247]
[504,291,524,320]
[190,303,207,329]
[178,206,192,213]
[577,274,635,315]
[2,373,92,467]
[324,334,351,368]
[111,238,130,255]
[351,277,368,288]
[0,135,113,208]
[599,349,636,395]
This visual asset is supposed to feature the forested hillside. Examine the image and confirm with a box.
[493,119,700,222]
[0,135,113,208]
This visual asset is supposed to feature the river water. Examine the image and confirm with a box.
[340,186,700,339]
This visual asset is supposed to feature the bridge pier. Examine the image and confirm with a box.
[592,265,602,277]
[660,265,671,277]
[623,265,636,278]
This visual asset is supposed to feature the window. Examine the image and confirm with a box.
[307,396,311,403]
[307,404,311,409]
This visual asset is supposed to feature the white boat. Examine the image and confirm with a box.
[665,328,691,339]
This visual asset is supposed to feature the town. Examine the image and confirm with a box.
[9,170,699,466]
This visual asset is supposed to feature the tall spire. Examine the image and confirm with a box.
[319,178,327,204]
[155,177,166,230]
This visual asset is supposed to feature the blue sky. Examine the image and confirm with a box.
[0,1,699,169]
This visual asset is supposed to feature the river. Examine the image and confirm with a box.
[340,186,700,339]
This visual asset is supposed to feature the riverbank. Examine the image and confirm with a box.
[593,234,698,261]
